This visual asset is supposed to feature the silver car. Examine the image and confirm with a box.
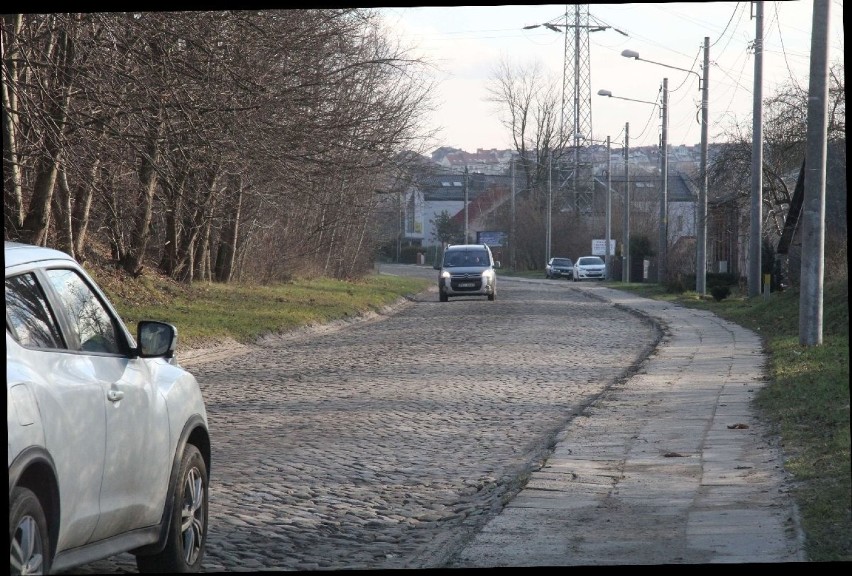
[437,244,498,302]
[7,242,211,574]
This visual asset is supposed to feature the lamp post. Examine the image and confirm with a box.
[598,85,668,283]
[622,42,709,295]
[606,135,612,279]
[624,122,630,282]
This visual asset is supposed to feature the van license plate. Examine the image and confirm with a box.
[458,282,475,288]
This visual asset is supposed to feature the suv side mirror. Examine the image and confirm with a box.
[137,321,178,358]
[494,261,501,269]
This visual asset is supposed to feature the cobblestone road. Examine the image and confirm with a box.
[67,269,659,572]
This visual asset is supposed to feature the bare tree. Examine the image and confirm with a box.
[2,14,25,237]
[3,10,436,283]
[487,56,575,268]
[708,62,845,239]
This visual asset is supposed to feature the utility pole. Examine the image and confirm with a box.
[799,0,831,346]
[606,135,612,280]
[658,78,669,284]
[546,154,553,263]
[464,166,469,243]
[511,159,516,271]
[623,122,630,283]
[749,1,764,298]
[696,37,710,296]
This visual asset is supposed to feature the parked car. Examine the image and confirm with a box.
[545,257,574,279]
[7,241,211,574]
[573,255,606,281]
[437,243,498,302]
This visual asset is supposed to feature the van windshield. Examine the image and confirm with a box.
[444,250,489,267]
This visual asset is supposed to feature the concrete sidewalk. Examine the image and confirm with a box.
[449,285,806,566]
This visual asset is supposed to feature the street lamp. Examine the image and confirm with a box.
[598,81,669,285]
[622,42,710,295]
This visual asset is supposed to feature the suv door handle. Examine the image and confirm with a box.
[107,389,125,403]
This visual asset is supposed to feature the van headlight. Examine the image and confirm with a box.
[441,270,451,280]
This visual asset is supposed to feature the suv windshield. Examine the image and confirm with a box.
[443,250,490,267]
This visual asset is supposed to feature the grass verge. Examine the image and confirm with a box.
[88,265,432,349]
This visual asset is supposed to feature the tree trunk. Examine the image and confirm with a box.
[71,154,100,259]
[214,172,242,283]
[121,112,163,276]
[159,177,183,278]
[19,17,77,246]
[194,200,215,282]
[2,14,25,239]
[54,165,74,256]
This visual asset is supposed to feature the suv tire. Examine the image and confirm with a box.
[136,445,208,573]
[10,486,50,576]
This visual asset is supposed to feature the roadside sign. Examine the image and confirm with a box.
[477,231,507,247]
[592,239,616,256]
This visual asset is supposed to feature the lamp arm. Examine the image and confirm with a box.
[636,57,701,83]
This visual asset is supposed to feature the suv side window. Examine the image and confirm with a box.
[5,273,66,349]
[44,268,124,354]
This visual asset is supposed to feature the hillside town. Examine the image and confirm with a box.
[384,140,844,289]
[391,143,710,279]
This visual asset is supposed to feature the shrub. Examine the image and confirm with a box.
[665,273,689,293]
[711,284,731,301]
[706,272,738,289]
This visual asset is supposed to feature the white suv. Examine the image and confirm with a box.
[7,242,211,574]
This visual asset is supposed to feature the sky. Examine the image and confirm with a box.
[379,1,844,152]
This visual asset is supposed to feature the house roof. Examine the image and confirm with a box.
[449,186,510,225]
[593,170,697,202]
[419,171,493,201]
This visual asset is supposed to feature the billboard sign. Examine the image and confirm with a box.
[477,231,507,247]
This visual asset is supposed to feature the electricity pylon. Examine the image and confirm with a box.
[526,5,626,215]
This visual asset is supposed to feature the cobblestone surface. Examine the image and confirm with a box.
[64,268,659,573]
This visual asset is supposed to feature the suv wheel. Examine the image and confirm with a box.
[136,445,208,573]
[10,486,50,576]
